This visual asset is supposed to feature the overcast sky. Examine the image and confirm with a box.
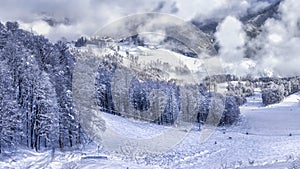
[0,0,275,41]
[1,0,300,77]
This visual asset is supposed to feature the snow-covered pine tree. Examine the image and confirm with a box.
[0,61,20,153]
[0,21,85,151]
[33,71,59,151]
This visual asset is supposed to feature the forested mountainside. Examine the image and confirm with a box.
[0,22,86,153]
[94,52,241,126]
[0,21,242,153]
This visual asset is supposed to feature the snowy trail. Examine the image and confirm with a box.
[240,89,300,135]
[0,149,53,169]
[165,89,300,168]
[26,154,51,169]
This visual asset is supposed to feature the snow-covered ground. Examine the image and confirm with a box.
[240,88,300,136]
[1,89,300,169]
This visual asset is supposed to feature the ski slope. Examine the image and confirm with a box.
[240,88,300,136]
[1,89,300,168]
[165,88,300,168]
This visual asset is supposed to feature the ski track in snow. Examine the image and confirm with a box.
[1,89,300,169]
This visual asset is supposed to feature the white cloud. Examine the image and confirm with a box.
[215,16,246,61]
[189,0,274,23]
[211,0,300,77]
[254,0,300,77]
[19,20,52,35]
[0,0,178,41]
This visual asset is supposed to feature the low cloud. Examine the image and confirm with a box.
[0,0,179,41]
[216,16,246,61]
[213,0,300,77]
[215,16,250,76]
[0,0,276,42]
[250,0,300,77]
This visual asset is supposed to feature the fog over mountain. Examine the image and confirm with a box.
[216,0,300,77]
[0,0,276,41]
[1,0,299,77]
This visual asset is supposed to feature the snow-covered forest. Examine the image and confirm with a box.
[1,20,300,168]
[0,22,86,153]
[0,21,242,153]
